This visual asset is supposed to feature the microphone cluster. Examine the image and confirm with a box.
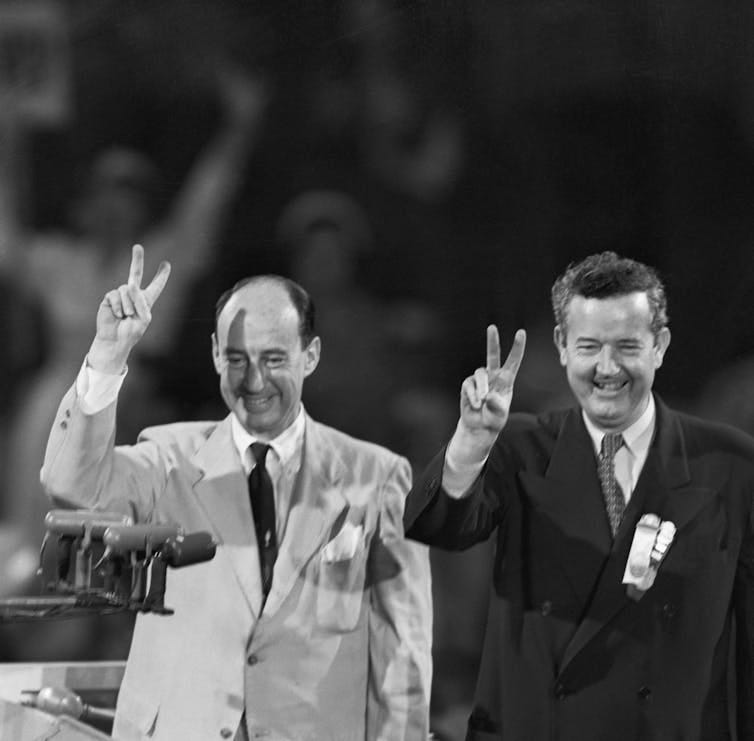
[0,509,216,621]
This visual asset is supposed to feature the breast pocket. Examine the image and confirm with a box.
[671,494,729,572]
[316,545,368,632]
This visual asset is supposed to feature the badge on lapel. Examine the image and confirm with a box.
[622,513,676,600]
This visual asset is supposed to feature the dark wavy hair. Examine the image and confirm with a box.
[214,275,316,347]
[551,251,668,336]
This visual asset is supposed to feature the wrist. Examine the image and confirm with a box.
[87,338,130,376]
[448,420,497,467]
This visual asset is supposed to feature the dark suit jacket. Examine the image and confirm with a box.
[405,396,754,741]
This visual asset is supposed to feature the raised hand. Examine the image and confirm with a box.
[88,244,171,373]
[459,325,526,439]
[216,60,269,127]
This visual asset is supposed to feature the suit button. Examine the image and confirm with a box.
[220,728,233,739]
[60,420,68,429]
[637,685,652,701]
[540,600,553,616]
[662,602,677,618]
[247,654,259,666]
[553,681,568,700]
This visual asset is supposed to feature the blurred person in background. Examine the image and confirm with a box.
[0,60,266,666]
[0,61,267,557]
[277,188,443,450]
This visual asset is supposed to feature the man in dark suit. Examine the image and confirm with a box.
[404,251,754,741]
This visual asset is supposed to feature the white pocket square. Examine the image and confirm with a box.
[322,523,364,563]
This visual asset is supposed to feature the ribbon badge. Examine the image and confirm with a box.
[622,514,676,601]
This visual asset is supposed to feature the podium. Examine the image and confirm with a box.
[0,661,124,739]
[0,512,217,738]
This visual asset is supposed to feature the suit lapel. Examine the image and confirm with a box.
[558,397,715,674]
[523,409,613,606]
[639,402,716,532]
[191,416,263,620]
[262,417,348,617]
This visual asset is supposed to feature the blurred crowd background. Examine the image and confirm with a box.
[1,1,754,737]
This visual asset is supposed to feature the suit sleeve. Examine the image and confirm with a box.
[404,445,506,550]
[366,454,432,741]
[40,383,168,522]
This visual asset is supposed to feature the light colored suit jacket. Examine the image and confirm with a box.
[41,385,432,741]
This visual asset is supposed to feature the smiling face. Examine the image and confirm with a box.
[212,280,320,440]
[553,291,670,432]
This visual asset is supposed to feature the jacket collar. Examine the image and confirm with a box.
[189,413,347,620]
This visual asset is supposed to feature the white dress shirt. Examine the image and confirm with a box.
[582,395,656,504]
[229,408,305,544]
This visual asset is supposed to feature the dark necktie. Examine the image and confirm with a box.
[598,432,626,537]
[249,443,277,600]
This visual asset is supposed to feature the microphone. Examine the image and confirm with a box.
[44,510,133,539]
[142,531,217,613]
[101,523,182,554]
[162,531,217,568]
[27,685,115,725]
[42,510,134,590]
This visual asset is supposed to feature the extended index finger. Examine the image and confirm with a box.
[128,244,145,288]
[486,325,501,371]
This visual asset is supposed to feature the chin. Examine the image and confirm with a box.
[586,405,626,429]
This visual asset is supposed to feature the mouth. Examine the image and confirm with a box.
[593,379,628,395]
[242,394,276,411]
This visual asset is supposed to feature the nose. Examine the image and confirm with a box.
[596,345,619,375]
[244,362,266,392]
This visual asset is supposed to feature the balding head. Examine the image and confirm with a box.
[215,275,315,348]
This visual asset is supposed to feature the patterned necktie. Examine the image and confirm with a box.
[598,432,626,537]
[249,443,278,600]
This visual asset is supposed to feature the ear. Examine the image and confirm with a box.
[303,336,321,378]
[553,325,568,366]
[211,333,222,375]
[653,327,671,368]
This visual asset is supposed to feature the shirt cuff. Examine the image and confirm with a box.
[442,443,486,500]
[76,358,127,415]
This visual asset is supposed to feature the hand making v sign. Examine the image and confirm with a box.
[457,325,527,457]
[88,244,171,374]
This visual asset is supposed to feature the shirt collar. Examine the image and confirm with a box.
[582,394,656,457]
[230,405,306,469]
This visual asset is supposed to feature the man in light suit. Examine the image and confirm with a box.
[404,251,754,741]
[41,244,432,741]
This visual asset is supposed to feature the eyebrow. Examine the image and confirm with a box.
[223,346,289,356]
